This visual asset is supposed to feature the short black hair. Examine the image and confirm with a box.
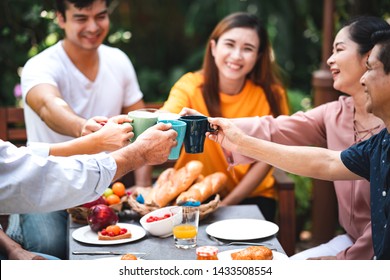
[55,0,111,19]
[371,29,390,74]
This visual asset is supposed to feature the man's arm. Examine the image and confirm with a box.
[49,115,134,156]
[0,122,177,213]
[0,227,45,260]
[121,99,146,114]
[25,84,104,137]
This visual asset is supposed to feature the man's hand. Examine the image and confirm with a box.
[8,247,47,260]
[179,107,204,117]
[93,115,134,151]
[135,122,178,166]
[80,116,109,136]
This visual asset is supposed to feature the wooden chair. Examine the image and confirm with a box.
[0,106,296,256]
[0,107,27,146]
[273,168,296,256]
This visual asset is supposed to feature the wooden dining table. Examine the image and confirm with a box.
[67,205,287,260]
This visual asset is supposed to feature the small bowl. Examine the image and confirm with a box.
[140,206,182,238]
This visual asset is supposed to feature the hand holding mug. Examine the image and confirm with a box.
[206,117,243,153]
[134,122,178,166]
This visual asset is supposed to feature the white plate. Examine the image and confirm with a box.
[205,219,279,240]
[72,223,146,245]
[218,249,288,260]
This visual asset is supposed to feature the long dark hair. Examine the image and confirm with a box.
[201,12,285,117]
[344,16,390,56]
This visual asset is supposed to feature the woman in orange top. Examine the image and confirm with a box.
[161,12,289,221]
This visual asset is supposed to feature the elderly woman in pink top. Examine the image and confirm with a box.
[222,16,388,259]
[182,16,389,259]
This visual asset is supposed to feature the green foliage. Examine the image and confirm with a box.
[289,174,313,216]
[0,0,57,105]
[2,0,390,106]
[287,89,313,113]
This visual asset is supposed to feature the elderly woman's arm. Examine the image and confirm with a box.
[207,117,362,181]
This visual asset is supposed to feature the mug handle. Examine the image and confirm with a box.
[207,122,218,133]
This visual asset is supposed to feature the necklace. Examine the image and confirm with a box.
[353,119,381,144]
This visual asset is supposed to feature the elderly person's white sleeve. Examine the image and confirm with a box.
[0,141,116,214]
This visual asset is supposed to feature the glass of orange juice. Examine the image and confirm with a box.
[171,206,199,249]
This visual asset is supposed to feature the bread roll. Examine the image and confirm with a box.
[144,168,175,205]
[231,246,273,260]
[176,172,227,204]
[120,254,137,260]
[153,161,203,207]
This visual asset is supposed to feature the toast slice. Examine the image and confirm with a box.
[98,228,132,240]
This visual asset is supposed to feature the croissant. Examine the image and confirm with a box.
[153,160,204,207]
[176,172,227,204]
[231,246,273,260]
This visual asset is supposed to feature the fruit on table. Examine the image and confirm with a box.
[173,224,197,239]
[103,188,114,197]
[106,194,121,205]
[112,182,126,197]
[87,204,119,232]
[100,225,128,237]
[146,213,172,223]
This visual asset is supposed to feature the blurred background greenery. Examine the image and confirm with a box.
[1,0,390,236]
[1,0,389,107]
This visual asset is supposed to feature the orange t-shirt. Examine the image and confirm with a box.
[161,72,289,199]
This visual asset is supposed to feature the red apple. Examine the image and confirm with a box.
[87,204,119,232]
[82,196,107,208]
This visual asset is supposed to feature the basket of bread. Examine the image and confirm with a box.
[128,160,227,220]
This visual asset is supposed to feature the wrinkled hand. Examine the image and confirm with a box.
[93,115,133,151]
[80,116,109,136]
[135,122,178,165]
[307,256,337,260]
[206,117,244,153]
[8,247,47,260]
[179,107,204,117]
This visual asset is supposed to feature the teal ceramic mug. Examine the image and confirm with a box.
[158,119,187,160]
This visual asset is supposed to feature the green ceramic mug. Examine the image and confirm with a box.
[128,108,158,142]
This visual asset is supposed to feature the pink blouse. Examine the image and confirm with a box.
[231,96,384,259]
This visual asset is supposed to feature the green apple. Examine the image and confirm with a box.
[103,188,113,198]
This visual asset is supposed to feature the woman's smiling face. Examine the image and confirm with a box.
[327,27,368,96]
[211,27,260,89]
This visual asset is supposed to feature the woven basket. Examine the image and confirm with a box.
[67,195,128,224]
[127,192,220,220]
